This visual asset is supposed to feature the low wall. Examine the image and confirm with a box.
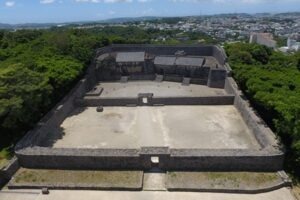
[167,181,291,194]
[80,96,235,107]
[151,96,235,106]
[16,147,283,171]
[128,74,156,81]
[16,148,143,170]
[166,149,283,171]
[0,157,19,183]
[164,75,183,82]
[80,98,139,107]
[190,78,207,85]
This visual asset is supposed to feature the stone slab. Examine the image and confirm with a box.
[143,172,166,191]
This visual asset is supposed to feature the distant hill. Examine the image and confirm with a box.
[274,12,300,17]
[0,17,160,30]
[103,16,160,23]
[0,23,12,29]
[1,12,299,30]
[0,22,58,30]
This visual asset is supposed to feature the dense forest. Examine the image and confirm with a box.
[225,43,300,178]
[0,27,215,163]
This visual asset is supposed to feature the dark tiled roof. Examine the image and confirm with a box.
[116,52,145,62]
[154,56,204,67]
[175,57,204,67]
[154,56,176,66]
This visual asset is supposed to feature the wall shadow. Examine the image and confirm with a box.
[38,107,88,148]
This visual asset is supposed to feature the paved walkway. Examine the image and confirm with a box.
[143,172,166,191]
[0,191,39,200]
[1,188,294,200]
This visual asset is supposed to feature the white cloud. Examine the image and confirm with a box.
[75,0,132,3]
[170,0,300,4]
[40,0,56,4]
[105,0,132,2]
[138,0,152,2]
[5,1,15,7]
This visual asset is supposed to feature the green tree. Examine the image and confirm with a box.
[0,64,52,143]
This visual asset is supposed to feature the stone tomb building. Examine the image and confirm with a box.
[115,52,146,75]
[15,44,284,172]
[96,47,226,88]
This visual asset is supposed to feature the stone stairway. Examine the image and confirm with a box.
[182,77,191,86]
[120,76,129,83]
[155,75,164,82]
[143,171,166,191]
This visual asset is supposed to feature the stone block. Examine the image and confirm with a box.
[155,74,164,82]
[120,76,129,83]
[42,187,49,195]
[182,77,191,86]
[96,106,104,112]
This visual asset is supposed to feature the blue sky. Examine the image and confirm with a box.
[0,0,300,24]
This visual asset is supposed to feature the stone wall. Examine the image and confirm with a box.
[164,75,183,82]
[80,96,235,107]
[166,149,283,171]
[16,147,283,172]
[16,148,143,170]
[79,98,139,107]
[0,157,19,184]
[207,69,227,88]
[128,74,156,81]
[151,96,235,106]
[224,77,281,150]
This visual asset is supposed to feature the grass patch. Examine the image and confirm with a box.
[292,185,300,200]
[167,172,281,189]
[0,147,13,169]
[13,168,143,188]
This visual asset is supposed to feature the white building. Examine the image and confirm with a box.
[287,37,300,51]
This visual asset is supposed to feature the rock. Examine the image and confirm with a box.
[42,187,49,195]
[97,106,104,112]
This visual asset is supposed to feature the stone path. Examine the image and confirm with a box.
[0,191,40,200]
[0,188,295,200]
[143,172,166,191]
